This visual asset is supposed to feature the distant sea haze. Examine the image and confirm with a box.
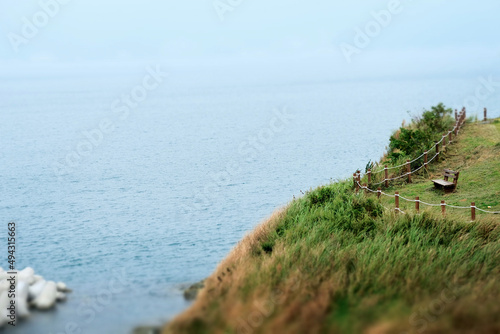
[1,69,498,333]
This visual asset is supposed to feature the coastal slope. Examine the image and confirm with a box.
[164,118,500,334]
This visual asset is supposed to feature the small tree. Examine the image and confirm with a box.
[419,103,452,133]
[387,103,453,163]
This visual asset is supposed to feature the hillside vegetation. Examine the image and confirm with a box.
[164,108,500,334]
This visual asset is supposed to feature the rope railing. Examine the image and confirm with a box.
[359,109,467,187]
[348,107,500,221]
[369,152,440,186]
[372,127,455,173]
[355,180,500,221]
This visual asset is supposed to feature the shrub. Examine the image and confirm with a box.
[387,103,453,163]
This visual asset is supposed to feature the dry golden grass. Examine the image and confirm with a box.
[164,208,287,334]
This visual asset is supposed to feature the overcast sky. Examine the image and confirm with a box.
[0,0,499,78]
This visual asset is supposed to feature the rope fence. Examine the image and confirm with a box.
[355,180,500,221]
[350,107,499,221]
[359,108,467,188]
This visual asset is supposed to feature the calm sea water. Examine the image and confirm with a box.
[1,65,499,333]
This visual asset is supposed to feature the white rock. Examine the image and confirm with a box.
[33,275,43,283]
[33,281,57,310]
[0,280,8,294]
[56,292,67,302]
[56,282,70,292]
[0,271,7,281]
[16,281,30,318]
[18,267,35,285]
[29,280,46,301]
[0,291,10,327]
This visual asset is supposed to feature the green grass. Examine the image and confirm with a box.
[165,119,500,334]
[366,119,500,220]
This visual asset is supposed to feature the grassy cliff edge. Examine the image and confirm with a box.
[165,117,500,334]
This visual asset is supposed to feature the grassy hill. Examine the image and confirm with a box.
[164,116,500,334]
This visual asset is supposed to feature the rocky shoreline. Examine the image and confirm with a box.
[132,280,205,334]
[183,280,205,301]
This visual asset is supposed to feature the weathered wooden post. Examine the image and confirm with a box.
[471,202,476,221]
[406,160,411,183]
[415,197,420,213]
[455,109,458,120]
[367,169,372,184]
[354,173,359,193]
[395,192,400,213]
[442,134,447,152]
[424,151,428,170]
[441,201,446,217]
[384,165,389,188]
[484,108,487,122]
[358,173,362,194]
[377,188,381,199]
[436,142,440,161]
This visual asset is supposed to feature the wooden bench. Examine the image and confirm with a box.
[432,169,460,193]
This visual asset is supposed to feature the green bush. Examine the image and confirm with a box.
[387,103,453,163]
[307,186,338,207]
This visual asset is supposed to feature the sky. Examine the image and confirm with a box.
[0,0,499,79]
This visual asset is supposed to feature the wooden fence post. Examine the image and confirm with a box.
[415,197,420,213]
[395,192,399,213]
[357,173,361,194]
[484,108,487,122]
[441,201,446,217]
[377,188,381,199]
[406,160,411,183]
[443,134,447,151]
[455,109,458,120]
[384,165,389,188]
[424,151,428,170]
[449,131,452,143]
[354,173,359,193]
[436,142,440,161]
[367,169,372,184]
[471,202,476,221]
[353,173,357,189]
